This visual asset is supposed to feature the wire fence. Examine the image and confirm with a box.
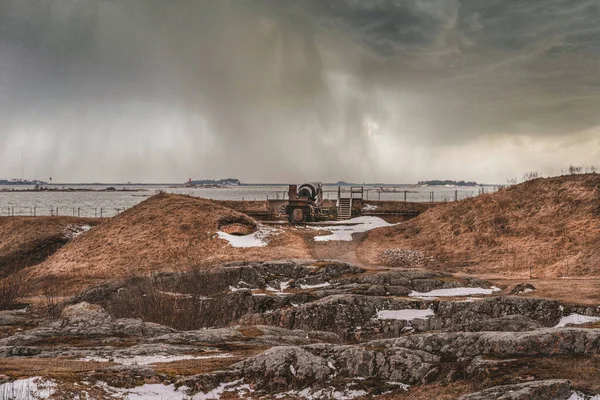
[1,187,500,218]
[1,206,128,218]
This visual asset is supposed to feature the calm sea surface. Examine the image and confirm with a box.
[0,184,499,217]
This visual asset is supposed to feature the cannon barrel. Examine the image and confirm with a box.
[297,183,319,201]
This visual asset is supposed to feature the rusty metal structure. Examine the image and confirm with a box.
[286,182,328,224]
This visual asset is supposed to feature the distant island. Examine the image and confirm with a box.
[0,179,47,185]
[185,178,241,187]
[418,180,478,186]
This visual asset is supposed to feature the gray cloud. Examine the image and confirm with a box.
[0,0,599,183]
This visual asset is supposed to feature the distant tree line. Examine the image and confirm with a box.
[418,180,478,186]
[188,178,241,186]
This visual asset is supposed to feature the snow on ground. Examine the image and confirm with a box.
[0,377,56,400]
[217,225,278,248]
[376,308,435,320]
[554,314,600,328]
[569,392,600,400]
[98,379,254,399]
[300,282,332,289]
[312,217,394,241]
[409,286,501,298]
[64,224,92,239]
[276,387,368,400]
[362,204,378,211]
[81,353,232,365]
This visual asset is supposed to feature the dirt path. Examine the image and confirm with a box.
[294,229,368,267]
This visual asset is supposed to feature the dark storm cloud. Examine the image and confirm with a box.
[0,0,599,182]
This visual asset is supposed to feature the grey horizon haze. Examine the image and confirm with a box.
[1,0,599,184]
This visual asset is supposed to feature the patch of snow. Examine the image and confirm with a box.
[157,291,206,299]
[376,308,435,321]
[362,204,378,212]
[386,382,411,391]
[81,353,232,365]
[64,224,92,239]
[98,379,253,400]
[217,225,278,248]
[0,377,56,400]
[289,365,297,376]
[193,379,253,400]
[280,387,369,400]
[312,216,394,241]
[409,287,500,298]
[554,314,600,328]
[300,282,331,289]
[569,392,600,400]
[280,280,291,290]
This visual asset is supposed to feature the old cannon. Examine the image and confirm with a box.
[286,182,327,224]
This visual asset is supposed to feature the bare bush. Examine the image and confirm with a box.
[0,276,23,310]
[522,171,539,181]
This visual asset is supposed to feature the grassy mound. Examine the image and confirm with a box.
[358,174,600,277]
[23,194,309,293]
[0,217,101,278]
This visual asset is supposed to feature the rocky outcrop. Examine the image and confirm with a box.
[2,261,599,399]
[0,302,175,348]
[241,294,433,340]
[241,295,566,341]
[371,328,600,358]
[152,325,340,346]
[230,343,440,391]
[457,379,572,400]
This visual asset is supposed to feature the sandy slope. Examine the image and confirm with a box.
[23,194,309,292]
[358,174,600,278]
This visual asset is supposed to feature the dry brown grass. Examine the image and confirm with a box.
[0,358,115,379]
[483,276,600,305]
[0,216,101,277]
[21,194,310,294]
[358,174,600,278]
[214,200,268,214]
[152,349,265,377]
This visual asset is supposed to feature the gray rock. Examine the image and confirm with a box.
[433,297,563,328]
[241,294,432,340]
[456,315,543,332]
[111,318,176,336]
[232,346,333,390]
[371,328,600,359]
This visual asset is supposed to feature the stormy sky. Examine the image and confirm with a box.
[1,0,599,183]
